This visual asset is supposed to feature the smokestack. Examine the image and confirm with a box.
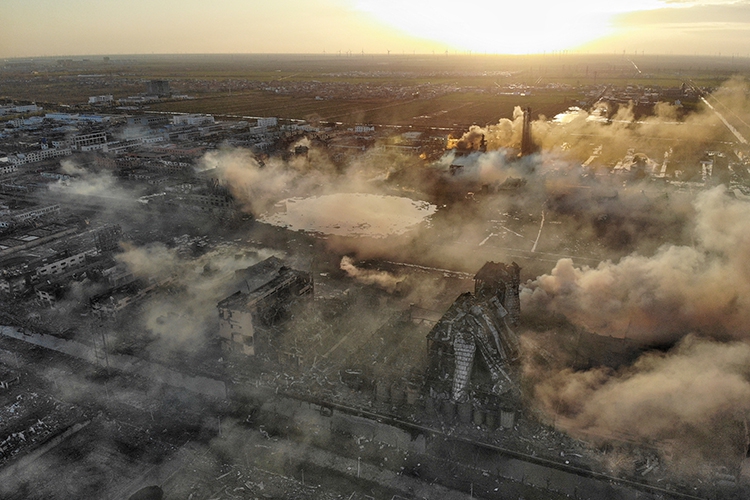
[520,107,534,156]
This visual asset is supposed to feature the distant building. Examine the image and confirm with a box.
[256,117,278,128]
[0,104,41,115]
[88,95,114,105]
[173,114,214,126]
[354,125,375,134]
[217,257,312,357]
[44,113,109,123]
[126,115,170,127]
[146,80,170,97]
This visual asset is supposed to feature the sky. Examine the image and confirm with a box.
[3,0,750,58]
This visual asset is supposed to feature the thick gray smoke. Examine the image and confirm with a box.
[454,77,750,170]
[52,159,127,198]
[449,106,524,150]
[519,186,750,476]
[525,335,750,476]
[522,187,750,344]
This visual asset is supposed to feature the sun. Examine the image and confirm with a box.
[351,0,664,54]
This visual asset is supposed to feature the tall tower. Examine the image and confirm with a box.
[520,107,534,156]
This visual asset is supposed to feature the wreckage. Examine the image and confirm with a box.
[426,262,521,403]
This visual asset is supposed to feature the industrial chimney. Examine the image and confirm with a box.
[520,107,534,156]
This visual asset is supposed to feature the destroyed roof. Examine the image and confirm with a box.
[427,292,520,364]
[218,267,309,311]
[428,292,474,344]
[474,261,520,282]
[235,256,285,294]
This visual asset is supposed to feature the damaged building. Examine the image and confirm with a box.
[426,262,521,412]
[217,257,312,357]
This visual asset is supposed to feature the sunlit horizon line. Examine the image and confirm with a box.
[5,50,749,60]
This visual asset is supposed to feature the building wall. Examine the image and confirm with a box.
[9,148,72,165]
[73,132,107,149]
[36,251,88,277]
[218,306,255,355]
[12,205,60,223]
[173,114,214,126]
[0,165,17,175]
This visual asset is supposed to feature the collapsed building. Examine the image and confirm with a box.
[217,257,313,357]
[426,262,521,418]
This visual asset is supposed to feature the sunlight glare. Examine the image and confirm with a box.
[352,0,664,54]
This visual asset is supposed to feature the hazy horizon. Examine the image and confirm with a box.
[5,0,750,59]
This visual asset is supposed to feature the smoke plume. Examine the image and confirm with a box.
[522,187,750,344]
[525,335,750,475]
[340,256,404,293]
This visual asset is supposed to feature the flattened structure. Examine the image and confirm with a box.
[427,262,521,403]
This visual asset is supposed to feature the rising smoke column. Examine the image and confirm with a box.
[449,106,524,151]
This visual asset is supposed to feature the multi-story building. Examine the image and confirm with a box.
[35,251,90,277]
[217,258,312,357]
[8,148,72,165]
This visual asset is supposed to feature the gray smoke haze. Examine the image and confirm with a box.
[51,159,125,198]
[450,105,525,151]
[114,242,280,351]
[198,144,392,216]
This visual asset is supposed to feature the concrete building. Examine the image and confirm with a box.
[11,205,60,224]
[0,164,17,176]
[35,251,90,277]
[73,132,108,150]
[126,115,170,127]
[0,275,28,297]
[217,258,312,357]
[8,148,72,165]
